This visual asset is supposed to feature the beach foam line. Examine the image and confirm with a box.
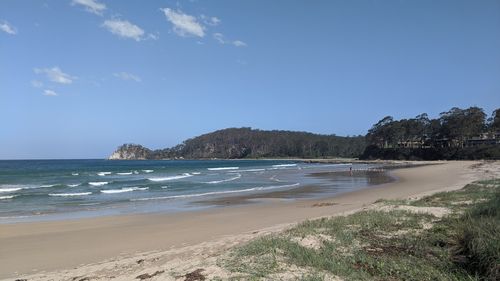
[79,202,101,206]
[49,192,92,197]
[97,172,112,176]
[272,164,297,168]
[89,181,109,186]
[203,173,242,184]
[101,187,149,194]
[0,195,16,200]
[116,172,133,175]
[0,187,23,193]
[148,173,192,182]
[231,168,266,173]
[270,175,285,182]
[131,183,300,202]
[207,167,239,171]
[142,170,154,173]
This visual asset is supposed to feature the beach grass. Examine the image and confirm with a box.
[220,179,500,280]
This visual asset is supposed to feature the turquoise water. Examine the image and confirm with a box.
[0,160,381,222]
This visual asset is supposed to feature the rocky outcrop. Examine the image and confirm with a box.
[108,144,152,160]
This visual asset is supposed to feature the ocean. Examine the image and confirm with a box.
[0,159,388,223]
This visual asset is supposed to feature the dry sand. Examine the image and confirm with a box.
[1,160,498,280]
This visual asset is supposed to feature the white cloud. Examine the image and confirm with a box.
[113,72,141,82]
[103,19,145,41]
[148,32,160,40]
[31,80,43,88]
[213,33,247,47]
[72,0,106,15]
[161,8,205,37]
[43,89,58,96]
[232,40,247,47]
[0,21,17,35]
[213,32,225,44]
[34,67,75,84]
[201,15,220,26]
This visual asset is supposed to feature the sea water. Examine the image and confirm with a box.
[0,159,387,222]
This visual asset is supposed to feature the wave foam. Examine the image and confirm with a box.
[132,183,300,202]
[67,184,80,187]
[49,192,92,197]
[232,168,266,173]
[272,164,297,168]
[101,187,149,194]
[71,172,79,176]
[204,173,241,184]
[97,172,112,176]
[89,181,109,186]
[39,184,58,188]
[116,172,133,175]
[207,167,239,171]
[0,195,16,200]
[0,187,22,193]
[270,175,285,182]
[148,173,192,182]
[142,170,154,173]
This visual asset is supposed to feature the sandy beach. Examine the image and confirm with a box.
[2,160,499,280]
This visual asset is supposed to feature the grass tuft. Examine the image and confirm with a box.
[220,179,500,280]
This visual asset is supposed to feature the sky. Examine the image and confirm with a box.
[1,0,499,159]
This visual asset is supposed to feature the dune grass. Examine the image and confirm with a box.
[220,180,500,280]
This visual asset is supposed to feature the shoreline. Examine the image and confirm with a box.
[1,160,494,280]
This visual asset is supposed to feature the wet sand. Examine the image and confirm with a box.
[0,161,492,280]
[195,169,395,206]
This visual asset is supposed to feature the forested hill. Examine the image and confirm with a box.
[109,128,365,160]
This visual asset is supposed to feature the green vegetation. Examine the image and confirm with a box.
[361,107,500,160]
[220,180,500,280]
[110,106,500,160]
[113,128,366,159]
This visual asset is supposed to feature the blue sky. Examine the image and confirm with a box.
[1,0,499,159]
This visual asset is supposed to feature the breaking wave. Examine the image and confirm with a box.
[100,187,149,194]
[49,192,92,197]
[207,167,239,171]
[203,173,242,184]
[39,184,58,188]
[148,173,192,182]
[131,183,300,202]
[0,187,23,193]
[89,181,109,186]
[272,164,297,168]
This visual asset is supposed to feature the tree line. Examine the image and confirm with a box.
[361,107,500,160]
[110,106,500,160]
[151,128,366,159]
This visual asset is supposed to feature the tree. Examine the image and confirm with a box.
[439,107,486,147]
[489,108,500,132]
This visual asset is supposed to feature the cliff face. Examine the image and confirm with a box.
[108,144,152,160]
